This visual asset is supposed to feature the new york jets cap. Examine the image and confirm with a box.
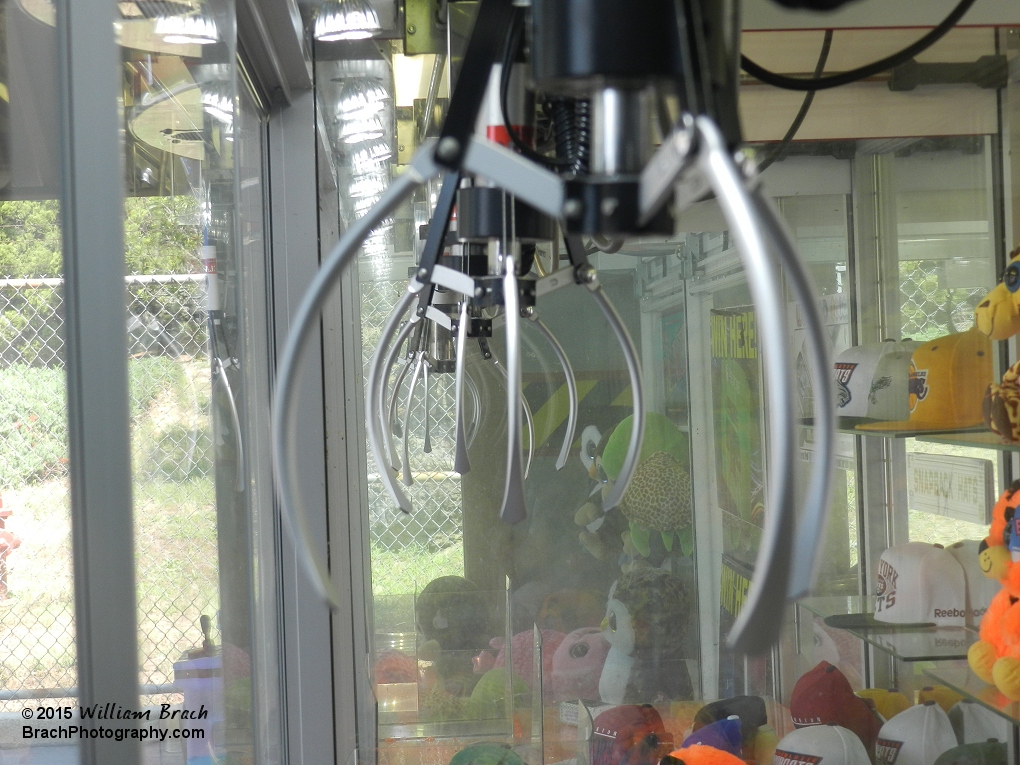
[874,542,968,626]
[772,724,870,765]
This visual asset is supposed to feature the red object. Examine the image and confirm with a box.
[592,704,673,765]
[666,744,745,765]
[0,495,17,600]
[790,662,881,753]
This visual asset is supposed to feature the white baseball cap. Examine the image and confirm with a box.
[773,724,870,765]
[833,340,917,421]
[875,701,958,765]
[949,699,1013,755]
[946,540,1001,627]
[874,542,968,626]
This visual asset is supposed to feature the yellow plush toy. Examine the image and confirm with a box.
[976,244,1020,440]
[967,481,1020,699]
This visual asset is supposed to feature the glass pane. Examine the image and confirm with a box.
[118,2,274,762]
[317,9,1020,765]
[0,1,77,762]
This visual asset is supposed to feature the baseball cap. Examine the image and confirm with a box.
[833,340,917,423]
[946,540,1001,627]
[790,662,881,752]
[856,688,910,722]
[693,696,767,749]
[875,700,958,764]
[591,704,673,765]
[934,741,1008,765]
[857,328,992,433]
[679,716,742,756]
[772,724,870,765]
[949,699,1013,751]
[874,542,969,626]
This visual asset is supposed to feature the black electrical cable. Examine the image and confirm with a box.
[500,8,573,168]
[741,0,976,92]
[757,29,833,172]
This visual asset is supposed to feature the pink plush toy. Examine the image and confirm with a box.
[550,627,611,702]
[476,629,566,691]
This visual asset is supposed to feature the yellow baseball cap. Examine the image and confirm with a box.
[857,328,992,433]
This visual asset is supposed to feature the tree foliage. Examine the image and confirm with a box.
[0,195,202,279]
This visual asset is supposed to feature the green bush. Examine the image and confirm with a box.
[0,365,67,486]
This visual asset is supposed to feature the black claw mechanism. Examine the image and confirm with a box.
[272,0,836,656]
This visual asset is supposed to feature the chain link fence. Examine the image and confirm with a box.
[360,278,465,598]
[900,259,986,341]
[0,275,218,711]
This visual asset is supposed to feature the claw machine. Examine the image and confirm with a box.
[297,0,1020,763]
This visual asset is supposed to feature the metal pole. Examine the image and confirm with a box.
[56,0,141,763]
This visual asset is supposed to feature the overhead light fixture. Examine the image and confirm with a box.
[314,0,381,42]
[201,85,233,124]
[155,7,219,45]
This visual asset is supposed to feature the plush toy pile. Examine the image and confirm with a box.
[967,481,1020,699]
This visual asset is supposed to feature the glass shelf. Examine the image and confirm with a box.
[798,597,977,662]
[925,661,1020,727]
[917,430,1020,452]
[800,420,988,439]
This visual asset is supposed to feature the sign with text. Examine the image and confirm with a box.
[906,452,994,525]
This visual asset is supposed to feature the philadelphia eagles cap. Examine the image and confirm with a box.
[772,724,870,765]
[833,340,917,423]
[874,542,968,627]
[875,701,958,765]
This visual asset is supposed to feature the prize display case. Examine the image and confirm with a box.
[311,2,1020,764]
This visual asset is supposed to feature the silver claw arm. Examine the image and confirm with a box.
[750,190,835,600]
[499,256,527,524]
[402,349,426,486]
[693,116,798,655]
[583,280,645,512]
[367,288,421,515]
[465,372,481,449]
[382,317,418,468]
[523,384,535,480]
[454,300,472,474]
[273,142,437,607]
[423,360,432,454]
[529,317,578,470]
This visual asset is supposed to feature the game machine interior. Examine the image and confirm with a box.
[276,0,1020,763]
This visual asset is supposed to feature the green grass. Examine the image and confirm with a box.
[370,541,464,597]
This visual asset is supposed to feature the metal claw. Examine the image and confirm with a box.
[522,383,535,480]
[499,255,527,524]
[366,288,421,515]
[465,372,482,449]
[454,300,472,474]
[423,360,432,454]
[693,115,797,655]
[382,317,418,469]
[402,349,426,486]
[584,283,645,512]
[528,316,578,470]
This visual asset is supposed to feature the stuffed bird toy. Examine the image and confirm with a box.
[576,413,694,562]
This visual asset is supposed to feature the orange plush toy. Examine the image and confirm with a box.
[665,746,745,765]
[967,480,1020,699]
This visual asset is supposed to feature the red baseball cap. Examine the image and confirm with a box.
[591,704,674,765]
[791,662,882,754]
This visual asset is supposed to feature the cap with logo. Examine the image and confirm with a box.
[874,542,969,626]
[790,662,881,753]
[591,705,673,765]
[857,328,992,433]
[875,700,958,765]
[933,741,1008,765]
[946,540,1000,627]
[833,340,917,423]
[772,724,870,765]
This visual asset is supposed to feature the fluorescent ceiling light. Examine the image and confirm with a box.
[155,8,218,44]
[314,0,381,42]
